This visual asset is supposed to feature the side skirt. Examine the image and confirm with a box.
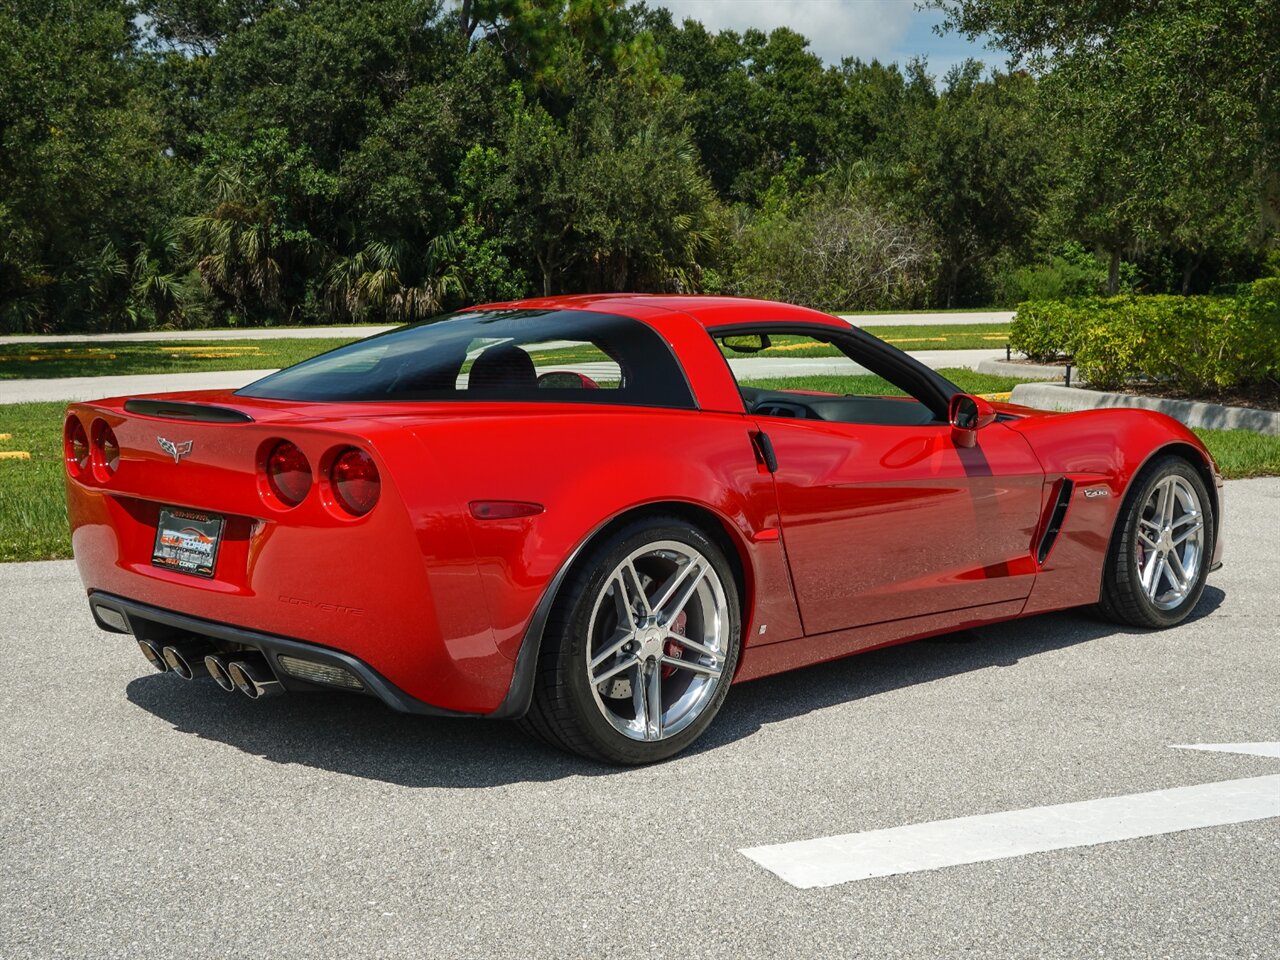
[733,598,1028,684]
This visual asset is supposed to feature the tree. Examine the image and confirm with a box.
[466,61,721,295]
[933,0,1280,236]
[642,10,840,201]
[461,0,658,89]
[199,0,454,169]
[732,175,937,312]
[181,130,336,321]
[872,62,1044,306]
[0,0,180,331]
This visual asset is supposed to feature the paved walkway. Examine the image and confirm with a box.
[0,349,1006,404]
[2,370,281,404]
[0,311,1011,346]
[0,326,392,345]
[839,311,1013,326]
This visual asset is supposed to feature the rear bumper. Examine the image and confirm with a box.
[90,591,483,717]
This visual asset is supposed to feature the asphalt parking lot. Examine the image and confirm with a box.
[2,479,1277,960]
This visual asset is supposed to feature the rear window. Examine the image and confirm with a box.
[237,309,695,408]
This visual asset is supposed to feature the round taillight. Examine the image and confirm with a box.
[64,418,90,476]
[329,448,380,517]
[92,420,120,479]
[265,441,312,507]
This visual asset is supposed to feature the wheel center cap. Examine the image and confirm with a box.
[638,626,665,658]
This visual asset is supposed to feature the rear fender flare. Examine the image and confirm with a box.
[489,498,757,719]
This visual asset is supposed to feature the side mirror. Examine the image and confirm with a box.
[721,334,772,354]
[948,393,996,448]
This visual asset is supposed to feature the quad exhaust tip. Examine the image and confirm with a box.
[203,654,236,692]
[137,639,168,673]
[226,655,284,700]
[161,641,213,680]
[139,637,283,700]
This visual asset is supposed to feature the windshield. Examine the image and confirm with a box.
[237,308,696,408]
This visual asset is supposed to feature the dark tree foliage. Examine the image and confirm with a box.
[0,0,1272,331]
[934,0,1279,289]
[871,62,1045,306]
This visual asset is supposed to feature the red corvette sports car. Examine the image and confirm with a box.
[66,295,1222,763]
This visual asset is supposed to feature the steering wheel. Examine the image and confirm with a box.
[751,399,817,419]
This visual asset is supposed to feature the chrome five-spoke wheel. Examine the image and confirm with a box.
[1100,455,1214,629]
[587,542,730,742]
[1134,475,1205,611]
[522,517,741,764]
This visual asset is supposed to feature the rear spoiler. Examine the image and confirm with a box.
[122,399,254,424]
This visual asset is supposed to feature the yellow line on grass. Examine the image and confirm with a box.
[162,350,262,358]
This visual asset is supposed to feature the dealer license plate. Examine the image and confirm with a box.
[152,507,224,579]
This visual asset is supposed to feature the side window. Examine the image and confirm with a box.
[715,330,941,427]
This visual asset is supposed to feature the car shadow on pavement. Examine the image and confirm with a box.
[697,585,1225,756]
[126,586,1224,787]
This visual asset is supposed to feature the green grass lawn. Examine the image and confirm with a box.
[3,395,1276,563]
[0,338,356,380]
[1193,427,1280,479]
[842,307,1008,316]
[739,368,1032,397]
[0,403,70,562]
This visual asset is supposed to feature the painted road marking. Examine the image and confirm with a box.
[740,743,1280,888]
[1173,742,1280,759]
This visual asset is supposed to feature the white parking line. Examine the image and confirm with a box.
[740,743,1280,889]
[1172,742,1280,759]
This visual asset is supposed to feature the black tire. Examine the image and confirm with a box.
[1099,454,1214,628]
[518,516,742,765]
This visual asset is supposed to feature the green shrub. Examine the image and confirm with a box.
[1251,276,1280,301]
[995,242,1137,306]
[1008,299,1086,362]
[1072,296,1182,391]
[1010,289,1280,396]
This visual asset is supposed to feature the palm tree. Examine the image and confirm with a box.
[181,166,288,315]
[324,234,464,323]
[127,226,185,328]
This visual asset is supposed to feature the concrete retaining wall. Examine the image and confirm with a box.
[1009,383,1280,435]
[975,357,1073,381]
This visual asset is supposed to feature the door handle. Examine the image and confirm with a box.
[751,430,778,473]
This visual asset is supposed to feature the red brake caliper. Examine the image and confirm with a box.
[662,611,687,678]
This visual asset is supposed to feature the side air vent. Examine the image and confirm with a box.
[123,399,254,423]
[1037,478,1075,564]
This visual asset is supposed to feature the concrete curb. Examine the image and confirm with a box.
[1009,383,1280,435]
[976,358,1072,381]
